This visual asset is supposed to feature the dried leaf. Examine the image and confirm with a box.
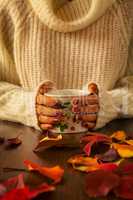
[86,170,120,198]
[81,133,111,156]
[111,131,126,142]
[5,137,22,149]
[125,140,133,146]
[0,183,54,200]
[24,160,64,183]
[0,137,5,144]
[112,143,133,158]
[0,185,6,196]
[0,187,29,200]
[28,183,55,199]
[114,176,133,200]
[34,135,62,152]
[73,164,99,172]
[99,163,118,171]
[96,148,120,162]
[69,160,117,173]
[116,161,133,176]
[83,142,93,157]
[0,174,55,200]
[68,155,98,166]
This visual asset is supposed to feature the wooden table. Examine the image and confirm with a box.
[0,119,133,200]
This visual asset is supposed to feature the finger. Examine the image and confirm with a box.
[80,105,99,114]
[40,124,53,130]
[37,94,58,107]
[82,122,96,129]
[38,115,59,124]
[36,105,63,117]
[88,83,99,95]
[81,113,97,122]
[38,81,55,95]
[72,94,98,106]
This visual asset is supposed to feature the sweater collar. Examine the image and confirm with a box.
[29,0,116,32]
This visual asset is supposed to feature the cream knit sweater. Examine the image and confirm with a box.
[0,0,132,130]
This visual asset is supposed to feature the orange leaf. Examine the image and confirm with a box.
[73,164,99,172]
[125,140,133,146]
[112,143,133,158]
[68,155,117,173]
[111,131,126,141]
[24,160,64,184]
[72,163,117,173]
[68,155,98,166]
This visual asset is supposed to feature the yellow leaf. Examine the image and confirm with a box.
[111,131,126,141]
[40,134,62,143]
[112,143,133,158]
[125,140,133,146]
[73,164,99,172]
[68,156,98,166]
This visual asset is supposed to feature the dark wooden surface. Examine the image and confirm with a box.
[0,119,133,200]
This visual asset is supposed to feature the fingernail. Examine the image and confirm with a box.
[54,119,59,122]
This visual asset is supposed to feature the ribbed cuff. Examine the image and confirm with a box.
[23,90,40,130]
[94,90,119,129]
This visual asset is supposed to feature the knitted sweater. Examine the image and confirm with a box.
[0,0,132,130]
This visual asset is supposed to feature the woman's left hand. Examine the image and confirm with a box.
[71,83,100,130]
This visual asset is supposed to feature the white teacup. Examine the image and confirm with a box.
[45,89,89,134]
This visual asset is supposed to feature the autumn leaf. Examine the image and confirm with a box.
[116,161,133,176]
[68,155,117,173]
[80,133,111,156]
[111,131,126,142]
[96,148,120,162]
[114,176,133,200]
[125,140,133,146]
[0,137,5,144]
[34,134,62,152]
[112,143,133,158]
[5,137,22,149]
[0,174,55,200]
[86,170,120,198]
[24,160,64,184]
[27,183,55,199]
[68,155,98,166]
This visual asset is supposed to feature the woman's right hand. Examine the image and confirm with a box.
[36,81,63,131]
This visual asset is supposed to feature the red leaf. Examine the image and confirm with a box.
[0,185,6,196]
[116,161,133,175]
[28,183,55,199]
[0,187,29,200]
[86,170,120,198]
[0,174,55,200]
[81,133,111,156]
[3,175,22,190]
[99,163,118,171]
[114,176,133,199]
[83,142,93,157]
[24,160,64,183]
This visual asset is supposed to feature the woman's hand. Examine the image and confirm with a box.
[36,81,63,130]
[72,83,99,130]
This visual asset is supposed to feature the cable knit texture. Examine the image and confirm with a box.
[0,0,132,130]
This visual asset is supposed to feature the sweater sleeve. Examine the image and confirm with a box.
[0,81,40,130]
[95,37,133,129]
[0,3,41,130]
